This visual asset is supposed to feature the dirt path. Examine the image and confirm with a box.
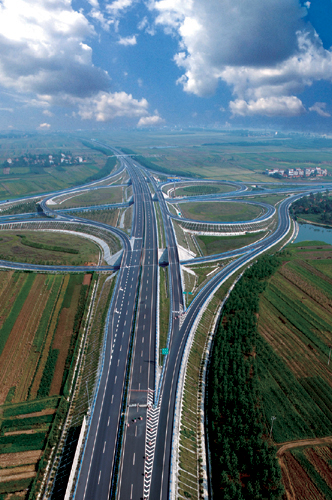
[277,436,332,456]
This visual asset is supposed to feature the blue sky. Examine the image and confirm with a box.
[0,0,331,132]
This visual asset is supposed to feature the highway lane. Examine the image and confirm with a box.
[115,165,158,500]
[74,170,144,499]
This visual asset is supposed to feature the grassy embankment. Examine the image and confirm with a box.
[0,230,100,266]
[0,270,95,499]
[178,200,264,222]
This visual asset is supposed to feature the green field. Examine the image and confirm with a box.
[0,230,100,265]
[178,201,264,222]
[171,183,235,197]
[52,185,123,209]
[86,129,332,183]
[196,231,267,255]
[0,135,119,200]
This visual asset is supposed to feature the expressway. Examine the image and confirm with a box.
[0,141,330,500]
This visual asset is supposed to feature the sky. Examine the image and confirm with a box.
[0,0,332,132]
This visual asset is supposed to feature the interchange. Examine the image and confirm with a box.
[0,147,331,499]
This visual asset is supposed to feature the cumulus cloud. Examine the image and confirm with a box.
[117,35,137,45]
[309,102,331,117]
[43,110,53,117]
[38,122,51,129]
[137,114,165,126]
[152,0,332,117]
[230,96,306,117]
[0,0,153,123]
[75,91,149,121]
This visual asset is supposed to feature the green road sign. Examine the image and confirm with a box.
[161,348,169,355]
[183,291,193,295]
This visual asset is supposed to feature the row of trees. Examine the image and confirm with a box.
[208,255,284,499]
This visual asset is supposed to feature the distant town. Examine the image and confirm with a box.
[2,152,85,174]
[265,166,328,178]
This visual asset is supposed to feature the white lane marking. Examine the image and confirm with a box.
[130,484,133,500]
[133,453,135,465]
[111,395,114,404]
[103,441,106,453]
[114,376,117,384]
[122,331,124,337]
[124,320,126,326]
[120,345,122,351]
[117,359,120,367]
[135,426,137,437]
[108,416,110,426]
[140,366,142,373]
[98,471,101,484]
[142,337,144,343]
[141,350,143,357]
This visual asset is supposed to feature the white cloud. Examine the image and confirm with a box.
[106,0,136,15]
[43,109,54,117]
[90,8,114,31]
[230,96,306,117]
[117,35,137,46]
[151,0,332,117]
[38,122,51,129]
[309,102,331,117]
[76,91,149,121]
[137,114,165,126]
[88,0,100,7]
[0,0,152,123]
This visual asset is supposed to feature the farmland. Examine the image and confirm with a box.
[0,270,94,498]
[0,230,100,266]
[178,200,264,222]
[0,135,119,200]
[256,242,332,498]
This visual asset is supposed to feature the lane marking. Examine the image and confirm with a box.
[133,453,135,465]
[114,376,117,384]
[111,395,114,404]
[107,416,110,426]
[103,441,106,453]
[98,471,101,485]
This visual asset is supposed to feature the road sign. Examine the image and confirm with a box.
[161,348,169,355]
[183,291,193,295]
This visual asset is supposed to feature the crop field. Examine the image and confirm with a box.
[196,231,267,255]
[258,246,332,444]
[178,201,264,222]
[51,185,123,209]
[0,230,100,266]
[278,445,332,500]
[0,270,94,498]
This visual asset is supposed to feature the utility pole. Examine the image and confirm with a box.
[269,416,276,438]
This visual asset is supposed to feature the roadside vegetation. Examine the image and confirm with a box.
[52,185,123,209]
[0,270,95,499]
[208,254,284,499]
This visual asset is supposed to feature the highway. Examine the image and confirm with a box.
[0,141,330,500]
